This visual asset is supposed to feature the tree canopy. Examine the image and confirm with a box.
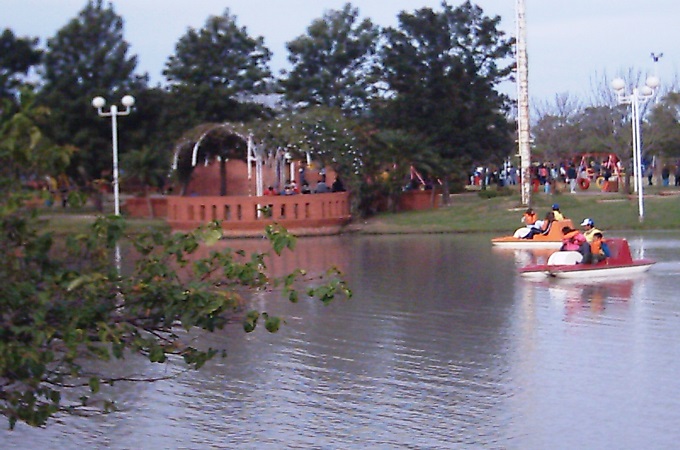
[377,1,515,193]
[0,29,42,100]
[281,3,380,114]
[163,8,272,96]
[38,0,145,183]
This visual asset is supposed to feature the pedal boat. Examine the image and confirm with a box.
[492,219,574,249]
[519,238,655,279]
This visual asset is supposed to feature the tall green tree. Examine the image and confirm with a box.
[39,0,145,183]
[0,29,42,100]
[162,9,274,130]
[648,92,680,160]
[377,1,515,197]
[0,87,74,192]
[164,8,272,93]
[164,8,272,96]
[281,3,380,114]
[120,145,169,217]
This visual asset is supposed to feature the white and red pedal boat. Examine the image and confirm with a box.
[519,237,655,279]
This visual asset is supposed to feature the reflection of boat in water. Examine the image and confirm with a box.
[525,277,636,315]
[491,219,574,249]
[519,238,655,279]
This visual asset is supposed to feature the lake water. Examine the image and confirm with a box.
[3,232,680,449]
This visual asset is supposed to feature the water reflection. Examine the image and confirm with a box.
[4,232,680,449]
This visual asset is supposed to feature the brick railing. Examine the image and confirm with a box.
[165,192,351,231]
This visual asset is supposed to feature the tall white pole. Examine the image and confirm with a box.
[630,95,639,194]
[632,91,644,221]
[110,105,120,216]
[93,95,135,216]
[516,0,532,206]
[612,77,658,223]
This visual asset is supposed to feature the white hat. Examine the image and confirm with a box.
[580,218,594,226]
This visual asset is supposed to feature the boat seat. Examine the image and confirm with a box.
[548,251,582,265]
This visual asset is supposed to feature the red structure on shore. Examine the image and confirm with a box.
[122,123,438,234]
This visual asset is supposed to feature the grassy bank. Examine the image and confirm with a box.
[39,210,169,235]
[354,188,680,234]
[37,187,679,236]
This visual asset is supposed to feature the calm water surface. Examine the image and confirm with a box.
[3,232,680,449]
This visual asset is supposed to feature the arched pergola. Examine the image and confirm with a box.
[172,122,268,196]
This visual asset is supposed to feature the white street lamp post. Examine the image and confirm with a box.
[92,95,135,215]
[611,76,659,222]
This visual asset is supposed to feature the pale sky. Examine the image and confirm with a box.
[3,0,678,103]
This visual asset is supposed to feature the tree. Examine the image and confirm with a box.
[161,9,275,134]
[0,103,350,429]
[163,8,272,96]
[39,0,145,183]
[0,87,74,193]
[0,29,42,100]
[648,92,680,160]
[0,208,349,429]
[531,93,584,161]
[120,145,169,217]
[281,3,380,114]
[256,107,364,186]
[377,1,515,198]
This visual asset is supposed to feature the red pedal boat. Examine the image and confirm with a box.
[519,237,655,279]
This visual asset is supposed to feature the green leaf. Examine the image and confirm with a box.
[149,345,166,363]
[89,377,100,394]
[264,315,282,333]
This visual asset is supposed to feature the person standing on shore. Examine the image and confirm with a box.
[662,165,670,187]
[567,164,578,193]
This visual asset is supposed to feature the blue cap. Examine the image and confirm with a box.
[552,203,559,210]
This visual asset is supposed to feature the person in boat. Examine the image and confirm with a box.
[561,226,592,263]
[580,218,602,243]
[551,203,565,221]
[522,212,555,239]
[590,232,611,264]
[513,208,539,237]
[521,208,538,226]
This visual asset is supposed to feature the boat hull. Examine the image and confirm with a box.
[491,219,575,249]
[520,260,655,279]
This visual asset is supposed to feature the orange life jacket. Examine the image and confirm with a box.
[591,239,603,255]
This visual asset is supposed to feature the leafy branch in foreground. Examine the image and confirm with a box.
[0,203,351,429]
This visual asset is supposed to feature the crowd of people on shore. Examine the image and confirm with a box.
[263,176,345,196]
[472,157,680,193]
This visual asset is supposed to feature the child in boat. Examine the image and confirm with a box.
[522,212,555,239]
[590,232,611,264]
[560,226,592,263]
[551,203,565,221]
[513,208,539,238]
[522,208,537,225]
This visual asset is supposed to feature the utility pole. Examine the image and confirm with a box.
[516,0,531,206]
